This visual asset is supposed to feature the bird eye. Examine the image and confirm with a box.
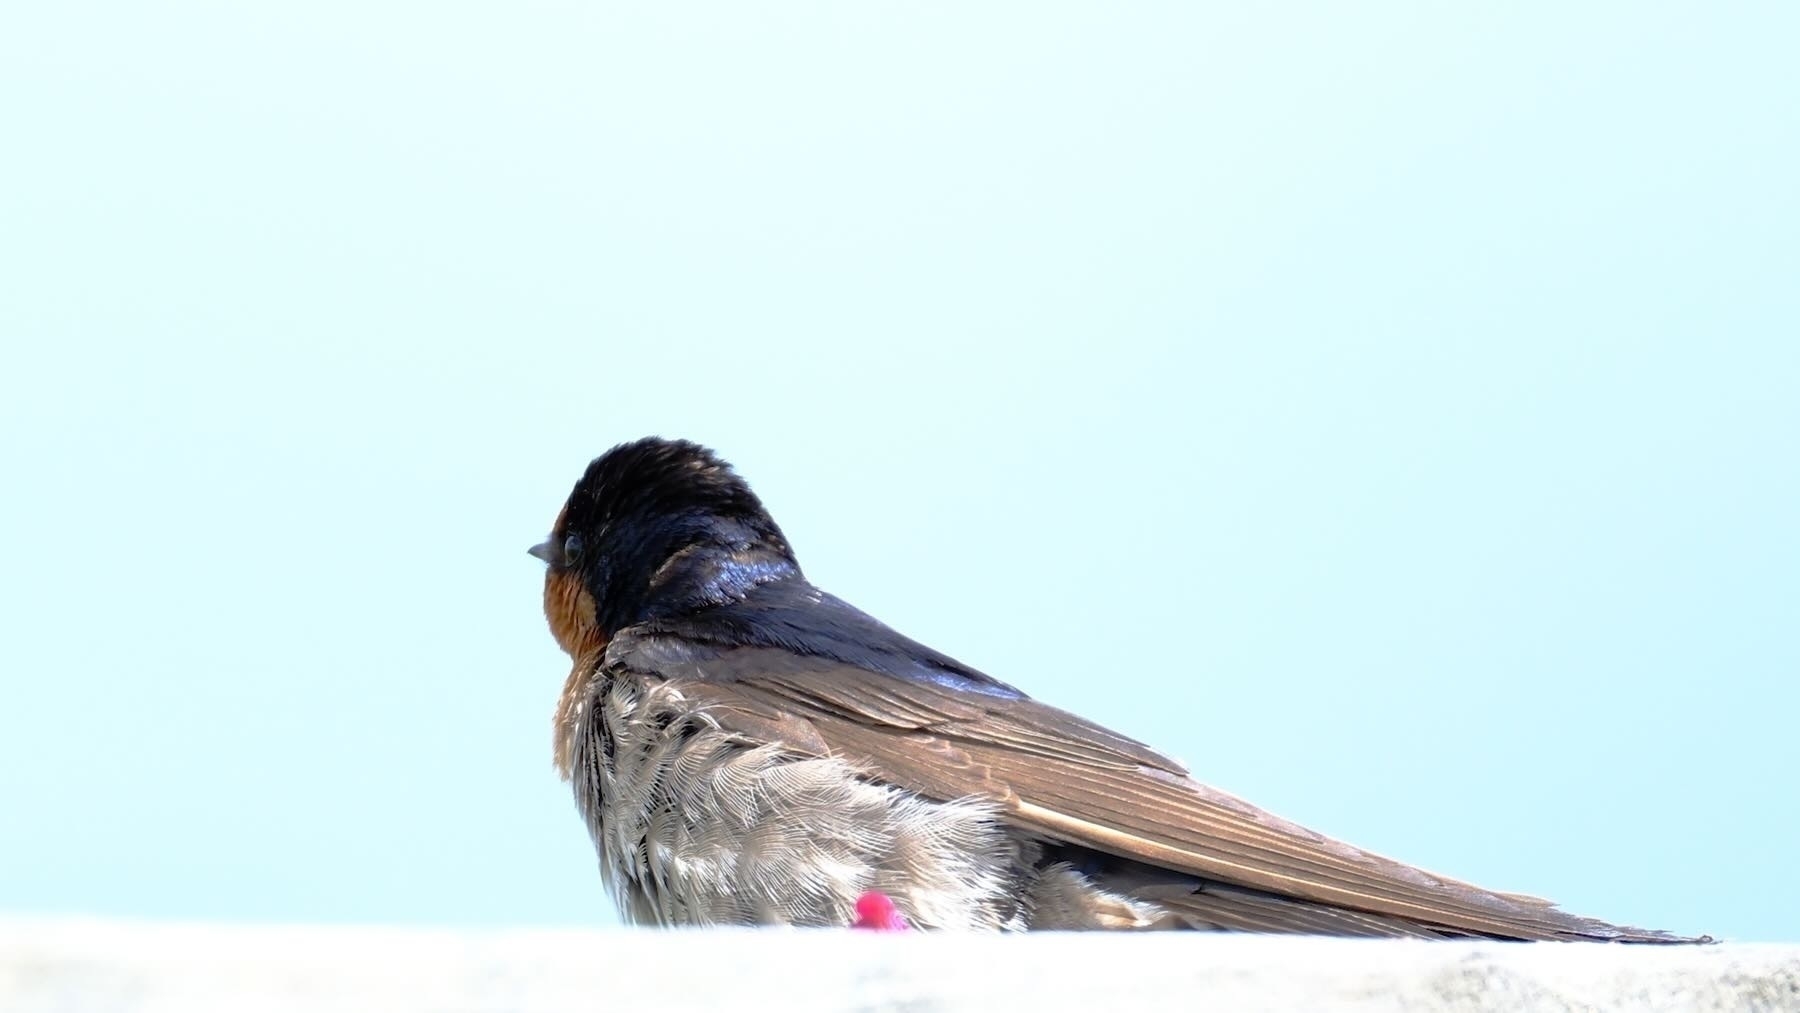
[560,533,583,567]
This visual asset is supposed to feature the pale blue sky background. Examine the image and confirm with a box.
[2,4,1794,942]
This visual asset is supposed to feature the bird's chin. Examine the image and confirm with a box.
[543,570,604,661]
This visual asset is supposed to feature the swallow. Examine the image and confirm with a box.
[529,436,1709,940]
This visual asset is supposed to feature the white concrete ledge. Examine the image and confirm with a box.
[2,918,1794,1012]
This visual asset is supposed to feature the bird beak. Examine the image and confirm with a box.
[528,539,555,564]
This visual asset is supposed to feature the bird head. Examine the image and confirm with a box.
[530,437,798,662]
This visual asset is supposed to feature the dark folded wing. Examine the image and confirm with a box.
[609,633,1696,941]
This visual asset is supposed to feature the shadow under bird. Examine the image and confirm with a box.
[529,436,1709,941]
